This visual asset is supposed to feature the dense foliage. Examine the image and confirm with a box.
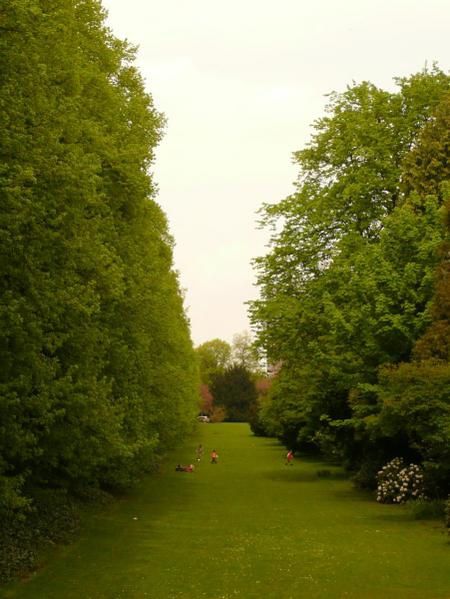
[210,365,258,422]
[195,338,232,387]
[250,67,450,496]
[0,0,198,523]
[195,333,261,422]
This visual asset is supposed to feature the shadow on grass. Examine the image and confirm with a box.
[257,440,285,450]
[331,487,374,503]
[371,511,412,523]
[367,504,447,525]
[263,469,318,483]
[315,469,348,481]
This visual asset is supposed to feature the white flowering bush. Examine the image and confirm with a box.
[376,457,425,504]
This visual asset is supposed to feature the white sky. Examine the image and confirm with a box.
[101,0,449,346]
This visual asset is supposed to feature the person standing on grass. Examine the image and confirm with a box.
[210,449,219,464]
[196,444,204,461]
[285,450,294,465]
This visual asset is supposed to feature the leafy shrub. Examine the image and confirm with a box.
[249,379,274,437]
[30,489,80,543]
[317,470,332,478]
[422,459,450,499]
[209,406,227,423]
[376,458,425,504]
[352,458,384,490]
[0,489,80,584]
[72,487,113,506]
[445,496,450,532]
[376,361,450,497]
[407,498,445,520]
[0,475,31,519]
[0,517,36,584]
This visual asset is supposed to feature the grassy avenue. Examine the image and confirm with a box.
[4,424,450,599]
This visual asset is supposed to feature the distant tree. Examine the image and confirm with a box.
[249,377,273,436]
[210,365,257,422]
[231,331,262,373]
[199,384,214,415]
[195,339,231,385]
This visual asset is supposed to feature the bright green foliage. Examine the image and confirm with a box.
[248,377,272,436]
[195,338,231,386]
[196,335,262,421]
[251,68,450,359]
[374,361,450,494]
[0,0,198,514]
[250,67,450,492]
[366,95,450,495]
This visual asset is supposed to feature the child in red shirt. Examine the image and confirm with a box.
[286,450,294,465]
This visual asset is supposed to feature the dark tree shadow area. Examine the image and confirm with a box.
[263,469,318,483]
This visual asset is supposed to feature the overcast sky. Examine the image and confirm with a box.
[102,0,449,346]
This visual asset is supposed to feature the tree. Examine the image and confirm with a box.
[407,93,450,361]
[367,95,450,496]
[231,331,261,372]
[248,376,272,436]
[0,0,198,514]
[195,338,231,386]
[199,384,214,415]
[210,365,257,422]
[402,91,450,201]
[249,67,450,481]
[375,361,450,495]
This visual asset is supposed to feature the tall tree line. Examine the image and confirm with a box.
[250,67,450,495]
[0,0,198,515]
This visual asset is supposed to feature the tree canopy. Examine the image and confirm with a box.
[0,0,198,515]
[195,332,261,421]
[250,67,450,495]
[210,365,258,422]
[195,338,232,386]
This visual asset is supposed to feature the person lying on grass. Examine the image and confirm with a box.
[176,464,195,472]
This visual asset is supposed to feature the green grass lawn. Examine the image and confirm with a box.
[4,423,450,598]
